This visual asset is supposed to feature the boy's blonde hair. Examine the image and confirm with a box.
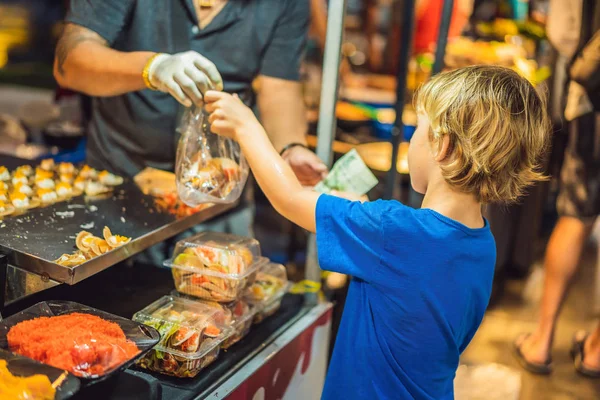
[416,65,550,203]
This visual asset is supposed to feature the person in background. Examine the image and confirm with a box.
[204,65,549,399]
[514,0,600,377]
[53,0,326,256]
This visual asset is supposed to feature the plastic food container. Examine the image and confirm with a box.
[165,292,256,350]
[165,232,266,303]
[133,295,233,378]
[244,263,290,324]
[221,299,256,349]
[0,301,160,383]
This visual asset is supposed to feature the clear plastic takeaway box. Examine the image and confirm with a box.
[164,232,266,303]
[244,262,290,324]
[167,292,257,350]
[133,295,233,378]
[220,299,257,349]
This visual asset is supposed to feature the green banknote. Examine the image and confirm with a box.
[314,149,378,195]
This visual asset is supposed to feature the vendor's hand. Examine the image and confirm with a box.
[330,190,368,202]
[205,91,259,140]
[148,51,224,107]
[282,145,328,186]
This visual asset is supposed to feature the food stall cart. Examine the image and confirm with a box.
[0,0,349,397]
[0,155,333,400]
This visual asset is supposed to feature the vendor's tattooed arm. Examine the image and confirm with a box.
[53,24,155,96]
[55,24,108,77]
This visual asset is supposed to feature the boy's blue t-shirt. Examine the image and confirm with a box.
[316,195,495,400]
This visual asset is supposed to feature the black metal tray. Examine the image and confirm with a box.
[0,156,234,284]
[0,300,160,386]
[0,348,81,400]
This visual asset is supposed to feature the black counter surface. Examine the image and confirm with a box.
[4,263,305,400]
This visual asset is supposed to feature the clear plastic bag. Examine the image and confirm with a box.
[175,106,249,206]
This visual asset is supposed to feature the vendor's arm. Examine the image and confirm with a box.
[256,0,327,186]
[54,1,222,106]
[54,23,153,97]
[205,91,319,233]
[256,77,327,186]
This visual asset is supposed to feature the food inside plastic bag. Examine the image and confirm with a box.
[175,106,248,206]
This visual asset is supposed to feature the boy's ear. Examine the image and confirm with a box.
[433,134,451,162]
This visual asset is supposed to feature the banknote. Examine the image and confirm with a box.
[314,149,378,195]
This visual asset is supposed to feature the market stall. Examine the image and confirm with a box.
[0,152,334,400]
[0,0,351,396]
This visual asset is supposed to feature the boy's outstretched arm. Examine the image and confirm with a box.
[204,91,320,233]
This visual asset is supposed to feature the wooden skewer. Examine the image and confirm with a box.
[52,371,68,389]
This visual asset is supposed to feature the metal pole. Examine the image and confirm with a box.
[305,0,347,305]
[432,0,454,75]
[383,0,416,200]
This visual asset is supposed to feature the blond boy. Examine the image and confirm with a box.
[204,65,549,399]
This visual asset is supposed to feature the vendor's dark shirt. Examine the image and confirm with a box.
[66,0,309,178]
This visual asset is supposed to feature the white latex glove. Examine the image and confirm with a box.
[148,51,224,107]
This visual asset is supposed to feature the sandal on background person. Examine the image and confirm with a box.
[513,333,553,375]
[571,330,600,378]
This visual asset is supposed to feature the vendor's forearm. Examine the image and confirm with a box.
[238,123,318,232]
[54,24,153,96]
[257,76,308,152]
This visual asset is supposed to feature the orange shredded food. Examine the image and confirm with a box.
[7,313,140,377]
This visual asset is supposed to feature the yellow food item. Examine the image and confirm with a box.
[10,191,27,201]
[0,359,56,400]
[35,169,53,181]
